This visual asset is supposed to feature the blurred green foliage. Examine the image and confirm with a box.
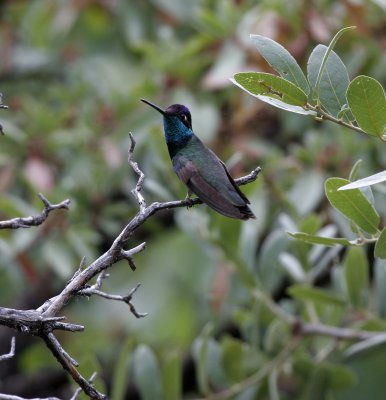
[1,0,386,399]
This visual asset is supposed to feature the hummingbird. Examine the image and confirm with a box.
[141,99,256,220]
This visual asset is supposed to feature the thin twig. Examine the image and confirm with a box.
[297,322,382,341]
[77,283,147,318]
[308,104,366,135]
[46,332,78,367]
[0,132,261,399]
[0,394,60,400]
[0,337,15,361]
[128,132,147,211]
[70,372,98,400]
[193,337,300,400]
[0,93,8,135]
[41,333,107,400]
[253,289,384,341]
[40,242,147,318]
[0,193,70,230]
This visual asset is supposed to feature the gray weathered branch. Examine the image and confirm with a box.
[0,92,8,135]
[0,133,261,399]
[0,308,84,334]
[0,337,15,362]
[0,395,60,400]
[0,193,70,230]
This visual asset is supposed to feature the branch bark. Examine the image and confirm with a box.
[0,337,15,362]
[0,193,70,230]
[0,395,60,400]
[0,133,261,399]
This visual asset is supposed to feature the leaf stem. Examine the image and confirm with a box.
[308,103,367,135]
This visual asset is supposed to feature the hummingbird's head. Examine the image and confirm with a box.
[141,99,193,144]
[164,104,192,130]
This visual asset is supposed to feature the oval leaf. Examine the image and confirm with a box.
[132,345,163,400]
[339,169,386,191]
[288,232,352,247]
[288,284,346,306]
[345,333,386,358]
[325,177,380,234]
[279,252,306,282]
[221,336,244,382]
[347,75,386,136]
[307,44,352,119]
[375,227,386,259]
[343,247,369,308]
[233,72,308,106]
[162,352,181,400]
[250,34,310,95]
[374,260,386,317]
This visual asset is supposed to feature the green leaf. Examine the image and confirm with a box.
[250,34,310,95]
[311,26,355,102]
[307,44,351,119]
[192,324,214,395]
[325,177,380,234]
[162,351,181,400]
[339,169,386,191]
[375,227,386,259]
[346,75,386,136]
[279,252,306,282]
[325,363,357,390]
[42,240,75,279]
[287,170,325,216]
[348,159,363,182]
[288,232,352,246]
[111,338,134,400]
[374,260,386,317]
[304,365,328,400]
[343,247,369,308]
[132,345,163,400]
[288,284,346,306]
[257,229,290,291]
[298,213,323,234]
[231,72,315,116]
[263,319,289,355]
[233,72,307,106]
[221,336,244,382]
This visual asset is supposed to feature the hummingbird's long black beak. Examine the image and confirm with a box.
[141,98,165,115]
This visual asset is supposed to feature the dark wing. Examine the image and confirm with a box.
[174,158,255,220]
[218,159,250,204]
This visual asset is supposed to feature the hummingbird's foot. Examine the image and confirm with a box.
[185,191,195,209]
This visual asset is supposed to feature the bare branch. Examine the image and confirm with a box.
[41,333,107,400]
[47,332,78,367]
[40,242,147,318]
[0,395,60,400]
[37,136,260,319]
[128,133,147,211]
[0,132,260,399]
[0,307,84,334]
[253,289,384,342]
[0,93,7,109]
[0,92,8,135]
[0,193,70,230]
[192,337,300,400]
[70,372,98,400]
[293,320,382,341]
[77,283,148,318]
[0,337,15,362]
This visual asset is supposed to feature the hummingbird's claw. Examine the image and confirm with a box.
[185,190,195,209]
